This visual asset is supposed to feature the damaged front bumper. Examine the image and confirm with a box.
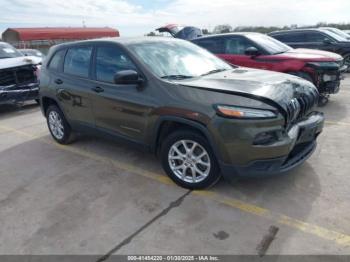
[0,82,39,105]
[220,112,324,180]
[309,62,348,95]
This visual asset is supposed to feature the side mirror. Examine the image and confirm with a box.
[114,70,143,85]
[323,38,332,45]
[245,47,260,57]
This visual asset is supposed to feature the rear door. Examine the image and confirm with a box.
[90,43,151,143]
[48,46,95,126]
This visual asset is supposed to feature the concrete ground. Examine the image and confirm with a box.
[0,76,350,258]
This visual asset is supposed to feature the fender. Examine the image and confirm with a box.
[150,116,223,162]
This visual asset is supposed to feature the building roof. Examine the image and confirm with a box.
[3,27,119,41]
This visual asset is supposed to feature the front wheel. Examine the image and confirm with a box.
[46,105,75,144]
[161,130,221,189]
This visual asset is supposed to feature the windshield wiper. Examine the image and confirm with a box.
[161,75,194,80]
[200,68,228,76]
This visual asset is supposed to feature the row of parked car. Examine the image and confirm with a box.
[0,27,348,188]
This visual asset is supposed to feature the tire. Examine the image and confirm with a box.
[46,105,75,144]
[160,130,221,189]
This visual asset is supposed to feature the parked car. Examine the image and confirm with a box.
[268,28,350,71]
[0,42,41,105]
[192,32,347,105]
[19,49,45,59]
[156,24,203,40]
[319,27,350,41]
[39,37,324,189]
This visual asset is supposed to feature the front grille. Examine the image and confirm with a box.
[286,88,318,124]
[0,65,36,87]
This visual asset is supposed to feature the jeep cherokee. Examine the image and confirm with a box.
[39,37,324,189]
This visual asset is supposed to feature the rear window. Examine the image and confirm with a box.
[48,49,66,71]
[63,46,92,78]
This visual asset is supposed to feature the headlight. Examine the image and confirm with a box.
[215,105,277,119]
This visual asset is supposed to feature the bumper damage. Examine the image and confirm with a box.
[0,82,39,105]
[220,112,324,180]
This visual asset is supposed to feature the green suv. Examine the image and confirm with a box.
[39,37,324,189]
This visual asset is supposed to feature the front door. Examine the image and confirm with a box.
[219,36,271,70]
[90,44,152,143]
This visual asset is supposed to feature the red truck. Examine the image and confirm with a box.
[192,32,347,105]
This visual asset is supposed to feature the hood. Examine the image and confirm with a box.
[0,56,42,70]
[174,67,319,119]
[280,48,342,61]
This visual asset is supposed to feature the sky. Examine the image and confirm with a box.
[1,0,350,36]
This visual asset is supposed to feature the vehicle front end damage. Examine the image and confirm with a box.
[0,58,40,105]
[306,59,347,104]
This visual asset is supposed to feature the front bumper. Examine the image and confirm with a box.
[219,112,324,180]
[315,65,347,94]
[0,82,39,105]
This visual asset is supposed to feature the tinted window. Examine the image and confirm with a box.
[224,37,257,55]
[48,49,66,71]
[64,46,92,78]
[305,32,329,42]
[273,32,306,43]
[95,46,137,83]
[194,38,224,54]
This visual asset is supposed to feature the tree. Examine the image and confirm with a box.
[213,24,233,34]
[145,31,157,36]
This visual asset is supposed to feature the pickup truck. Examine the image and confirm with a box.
[0,42,41,105]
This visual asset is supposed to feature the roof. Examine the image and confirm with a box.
[269,28,322,35]
[191,32,263,40]
[4,27,119,41]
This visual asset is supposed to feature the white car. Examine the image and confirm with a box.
[0,42,41,105]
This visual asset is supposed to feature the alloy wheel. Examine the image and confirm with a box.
[48,111,64,140]
[168,139,211,184]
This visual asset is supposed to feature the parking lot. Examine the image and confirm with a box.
[0,75,350,258]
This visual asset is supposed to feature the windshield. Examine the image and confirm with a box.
[246,34,292,54]
[319,29,348,41]
[128,40,232,78]
[321,28,350,40]
[0,43,23,59]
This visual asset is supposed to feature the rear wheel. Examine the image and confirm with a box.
[46,105,75,144]
[161,130,221,189]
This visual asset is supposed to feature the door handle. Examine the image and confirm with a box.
[54,79,63,85]
[91,86,104,93]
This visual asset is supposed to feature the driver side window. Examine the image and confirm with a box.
[95,46,137,83]
[305,32,330,43]
[224,37,257,55]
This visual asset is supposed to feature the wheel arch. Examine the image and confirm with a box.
[151,116,222,161]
